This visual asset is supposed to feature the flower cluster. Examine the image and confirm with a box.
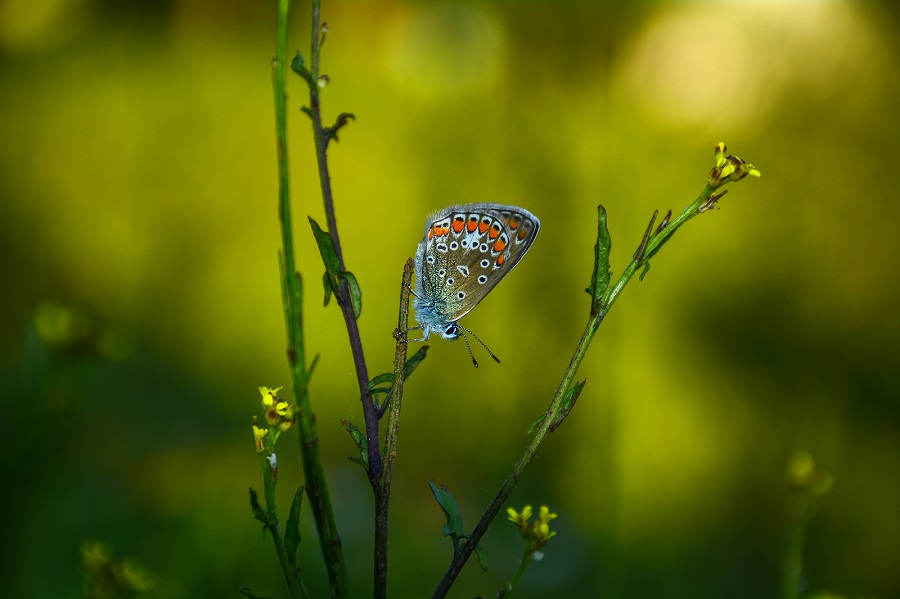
[252,386,296,454]
[708,142,761,188]
[507,504,558,555]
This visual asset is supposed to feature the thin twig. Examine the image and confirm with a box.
[373,258,415,599]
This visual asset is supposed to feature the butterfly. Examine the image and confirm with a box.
[410,203,540,363]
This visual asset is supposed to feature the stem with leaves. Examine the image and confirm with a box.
[272,0,347,596]
[431,145,760,597]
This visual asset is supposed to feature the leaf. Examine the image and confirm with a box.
[326,112,356,143]
[474,543,489,572]
[367,372,394,391]
[249,487,268,526]
[429,481,466,543]
[368,347,429,405]
[341,419,369,472]
[284,485,304,570]
[322,271,333,306]
[587,205,612,312]
[338,270,362,319]
[290,51,315,88]
[551,380,585,431]
[404,346,429,378]
[527,413,546,435]
[639,261,651,282]
[308,217,341,275]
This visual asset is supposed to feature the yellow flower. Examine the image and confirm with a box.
[508,504,557,553]
[507,505,533,533]
[708,142,760,188]
[253,424,268,453]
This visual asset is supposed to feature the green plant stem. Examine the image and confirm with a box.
[780,514,805,599]
[372,258,415,599]
[258,454,304,599]
[273,1,347,596]
[432,185,723,598]
[306,0,382,485]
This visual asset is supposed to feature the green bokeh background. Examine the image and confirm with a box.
[2,0,899,597]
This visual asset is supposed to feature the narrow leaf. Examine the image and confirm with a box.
[588,205,612,312]
[551,380,586,432]
[284,485,304,569]
[367,372,394,391]
[429,480,466,540]
[249,487,268,525]
[403,346,429,378]
[338,271,362,319]
[322,271,333,306]
[474,543,489,572]
[561,380,586,413]
[527,413,546,435]
[308,217,341,275]
[639,261,651,281]
[341,419,369,471]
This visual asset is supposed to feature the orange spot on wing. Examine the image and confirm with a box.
[493,238,507,253]
[517,227,529,240]
[478,220,490,234]
[433,225,442,237]
[496,254,506,266]
[467,217,478,232]
[489,223,501,239]
[452,217,465,233]
[508,217,520,230]
[428,229,433,240]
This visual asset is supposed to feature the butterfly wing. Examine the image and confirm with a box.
[415,203,540,325]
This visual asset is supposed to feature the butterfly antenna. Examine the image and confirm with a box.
[458,329,479,368]
[458,324,501,365]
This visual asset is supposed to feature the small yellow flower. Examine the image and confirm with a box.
[507,505,533,533]
[253,424,268,453]
[508,504,557,554]
[708,142,761,188]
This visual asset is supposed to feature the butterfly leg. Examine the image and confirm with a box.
[396,324,430,343]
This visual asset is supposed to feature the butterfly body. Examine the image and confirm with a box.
[413,203,540,341]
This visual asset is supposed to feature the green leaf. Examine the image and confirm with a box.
[474,543,489,572]
[588,205,612,312]
[429,481,466,543]
[338,270,362,319]
[639,261,651,281]
[326,112,356,143]
[404,346,429,378]
[551,380,585,431]
[561,380,585,412]
[290,51,315,88]
[527,413,546,435]
[368,347,429,406]
[341,419,369,472]
[322,271,333,306]
[309,217,341,275]
[367,372,394,391]
[284,485,304,570]
[249,487,268,526]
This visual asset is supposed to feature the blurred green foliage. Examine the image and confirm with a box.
[1,1,899,598]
